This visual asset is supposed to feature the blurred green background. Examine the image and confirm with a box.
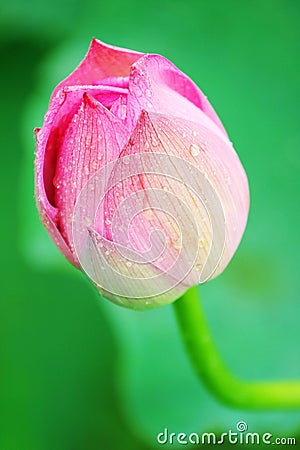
[1,0,300,448]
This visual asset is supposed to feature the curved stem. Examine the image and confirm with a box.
[173,286,300,409]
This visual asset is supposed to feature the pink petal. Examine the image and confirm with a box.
[53,93,129,256]
[52,39,143,100]
[63,84,129,109]
[35,91,78,265]
[35,88,129,265]
[126,54,227,136]
[38,85,127,212]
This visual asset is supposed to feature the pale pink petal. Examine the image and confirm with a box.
[52,39,143,100]
[102,110,249,287]
[79,228,187,310]
[69,144,188,308]
[126,54,227,136]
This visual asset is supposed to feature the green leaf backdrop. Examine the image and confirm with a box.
[1,0,300,448]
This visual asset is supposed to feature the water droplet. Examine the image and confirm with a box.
[83,216,92,226]
[120,104,127,119]
[195,263,202,271]
[126,261,132,267]
[172,238,182,249]
[105,250,110,256]
[192,131,197,137]
[199,239,204,248]
[53,175,61,189]
[84,166,90,175]
[226,176,231,185]
[189,143,200,156]
[144,209,154,220]
[182,132,187,138]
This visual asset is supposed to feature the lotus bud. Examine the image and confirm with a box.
[35,39,249,310]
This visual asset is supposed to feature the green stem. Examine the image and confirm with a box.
[173,286,300,410]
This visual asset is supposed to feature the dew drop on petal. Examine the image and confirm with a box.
[144,209,154,220]
[172,238,182,249]
[199,239,204,248]
[189,143,200,156]
[83,216,92,227]
[53,175,61,189]
[151,137,158,147]
[120,104,127,119]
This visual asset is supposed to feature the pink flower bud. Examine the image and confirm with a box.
[35,39,249,310]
